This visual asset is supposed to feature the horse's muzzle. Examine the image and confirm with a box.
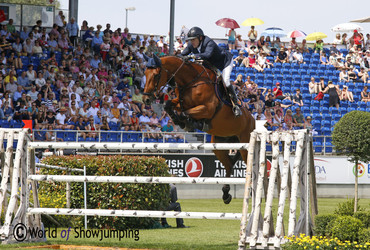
[142,93,153,105]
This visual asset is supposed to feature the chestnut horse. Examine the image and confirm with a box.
[143,55,255,204]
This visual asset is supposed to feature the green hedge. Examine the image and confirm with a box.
[354,211,370,229]
[314,214,338,237]
[330,216,364,242]
[39,155,170,229]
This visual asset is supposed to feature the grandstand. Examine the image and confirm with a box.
[0,16,369,155]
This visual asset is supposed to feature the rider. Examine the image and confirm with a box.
[181,27,242,117]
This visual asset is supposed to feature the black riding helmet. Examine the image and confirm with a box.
[187,27,204,40]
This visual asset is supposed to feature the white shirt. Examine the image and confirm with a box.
[87,107,99,118]
[56,113,66,125]
[55,15,64,27]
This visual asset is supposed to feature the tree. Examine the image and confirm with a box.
[332,111,370,212]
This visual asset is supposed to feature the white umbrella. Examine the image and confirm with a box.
[331,23,364,33]
[350,16,370,23]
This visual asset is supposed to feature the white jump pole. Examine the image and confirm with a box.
[28,175,246,185]
[28,208,243,220]
[29,142,249,151]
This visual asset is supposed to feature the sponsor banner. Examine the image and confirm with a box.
[159,154,370,184]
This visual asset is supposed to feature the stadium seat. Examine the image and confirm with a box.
[321,120,331,128]
[322,127,331,136]
[313,142,322,153]
[324,142,333,153]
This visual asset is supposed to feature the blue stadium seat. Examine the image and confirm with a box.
[312,114,322,122]
[108,133,120,142]
[347,107,356,113]
[325,142,333,153]
[322,113,331,121]
[321,120,331,128]
[313,142,322,153]
[100,132,110,142]
[322,127,331,136]
[329,107,339,115]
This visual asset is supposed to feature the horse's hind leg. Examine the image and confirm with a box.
[212,137,236,204]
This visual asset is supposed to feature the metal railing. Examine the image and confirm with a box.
[30,129,335,155]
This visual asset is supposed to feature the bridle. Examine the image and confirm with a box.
[143,59,185,99]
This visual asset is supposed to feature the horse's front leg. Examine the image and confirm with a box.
[164,99,186,129]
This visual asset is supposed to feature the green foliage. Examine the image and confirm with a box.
[330,216,364,242]
[332,111,370,164]
[314,214,338,236]
[334,198,364,216]
[354,211,370,228]
[39,155,170,229]
[358,228,370,244]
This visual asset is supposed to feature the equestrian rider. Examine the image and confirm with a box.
[181,27,242,117]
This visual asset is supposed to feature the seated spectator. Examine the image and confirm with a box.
[284,109,294,130]
[293,107,305,128]
[120,110,132,131]
[358,68,369,83]
[273,109,284,127]
[340,85,354,102]
[100,116,110,130]
[130,112,140,131]
[292,49,304,64]
[265,94,276,112]
[361,86,369,102]
[257,51,273,71]
[253,108,266,120]
[264,109,273,127]
[85,117,99,139]
[45,124,63,142]
[76,116,87,140]
[320,51,329,65]
[339,67,349,82]
[275,48,288,63]
[304,116,313,130]
[333,56,344,69]
[273,82,284,100]
[292,89,304,107]
[235,34,245,51]
[55,107,74,129]
[299,39,309,53]
[309,77,317,94]
[132,88,144,112]
[254,95,265,112]
[32,40,43,57]
[234,51,246,66]
[347,66,357,82]
[271,37,281,54]
[2,101,13,121]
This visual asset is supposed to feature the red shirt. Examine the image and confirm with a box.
[273,87,283,97]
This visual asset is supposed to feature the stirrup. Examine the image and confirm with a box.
[232,106,242,117]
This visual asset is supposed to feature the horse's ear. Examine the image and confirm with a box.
[153,54,162,67]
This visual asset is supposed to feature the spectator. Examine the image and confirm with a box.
[339,68,349,83]
[348,66,357,82]
[265,94,276,112]
[290,37,298,50]
[100,116,110,131]
[322,81,340,108]
[66,18,79,46]
[233,51,246,66]
[257,51,273,70]
[292,49,304,64]
[351,30,364,49]
[275,48,288,63]
[264,109,273,127]
[130,112,140,131]
[85,117,98,139]
[293,107,305,128]
[227,28,236,50]
[247,26,257,42]
[273,82,284,100]
[92,32,103,54]
[333,33,342,45]
[292,89,304,107]
[340,85,354,102]
[304,116,313,130]
[120,110,132,131]
[76,116,87,140]
[314,39,323,53]
[273,109,284,127]
[361,86,369,102]
[45,124,63,141]
[299,39,309,53]
[235,34,245,51]
[284,109,294,130]
[320,51,329,65]
[253,108,266,120]
[271,37,281,53]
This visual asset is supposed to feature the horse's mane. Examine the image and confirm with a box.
[161,56,216,78]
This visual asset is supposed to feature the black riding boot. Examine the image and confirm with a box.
[227,85,242,117]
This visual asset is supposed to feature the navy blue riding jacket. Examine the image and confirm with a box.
[181,36,233,71]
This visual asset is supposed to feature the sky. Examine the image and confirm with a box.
[59,0,370,43]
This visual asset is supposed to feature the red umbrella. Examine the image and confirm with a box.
[215,18,240,29]
[287,30,306,38]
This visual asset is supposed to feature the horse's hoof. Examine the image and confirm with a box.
[222,184,230,193]
[223,194,232,204]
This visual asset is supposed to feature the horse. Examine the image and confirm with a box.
[143,55,255,204]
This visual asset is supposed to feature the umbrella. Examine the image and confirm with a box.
[331,23,363,33]
[350,16,370,23]
[287,30,307,38]
[241,18,264,26]
[215,18,240,29]
[261,27,286,38]
[306,32,327,41]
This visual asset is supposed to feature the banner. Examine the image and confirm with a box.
[158,154,370,184]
